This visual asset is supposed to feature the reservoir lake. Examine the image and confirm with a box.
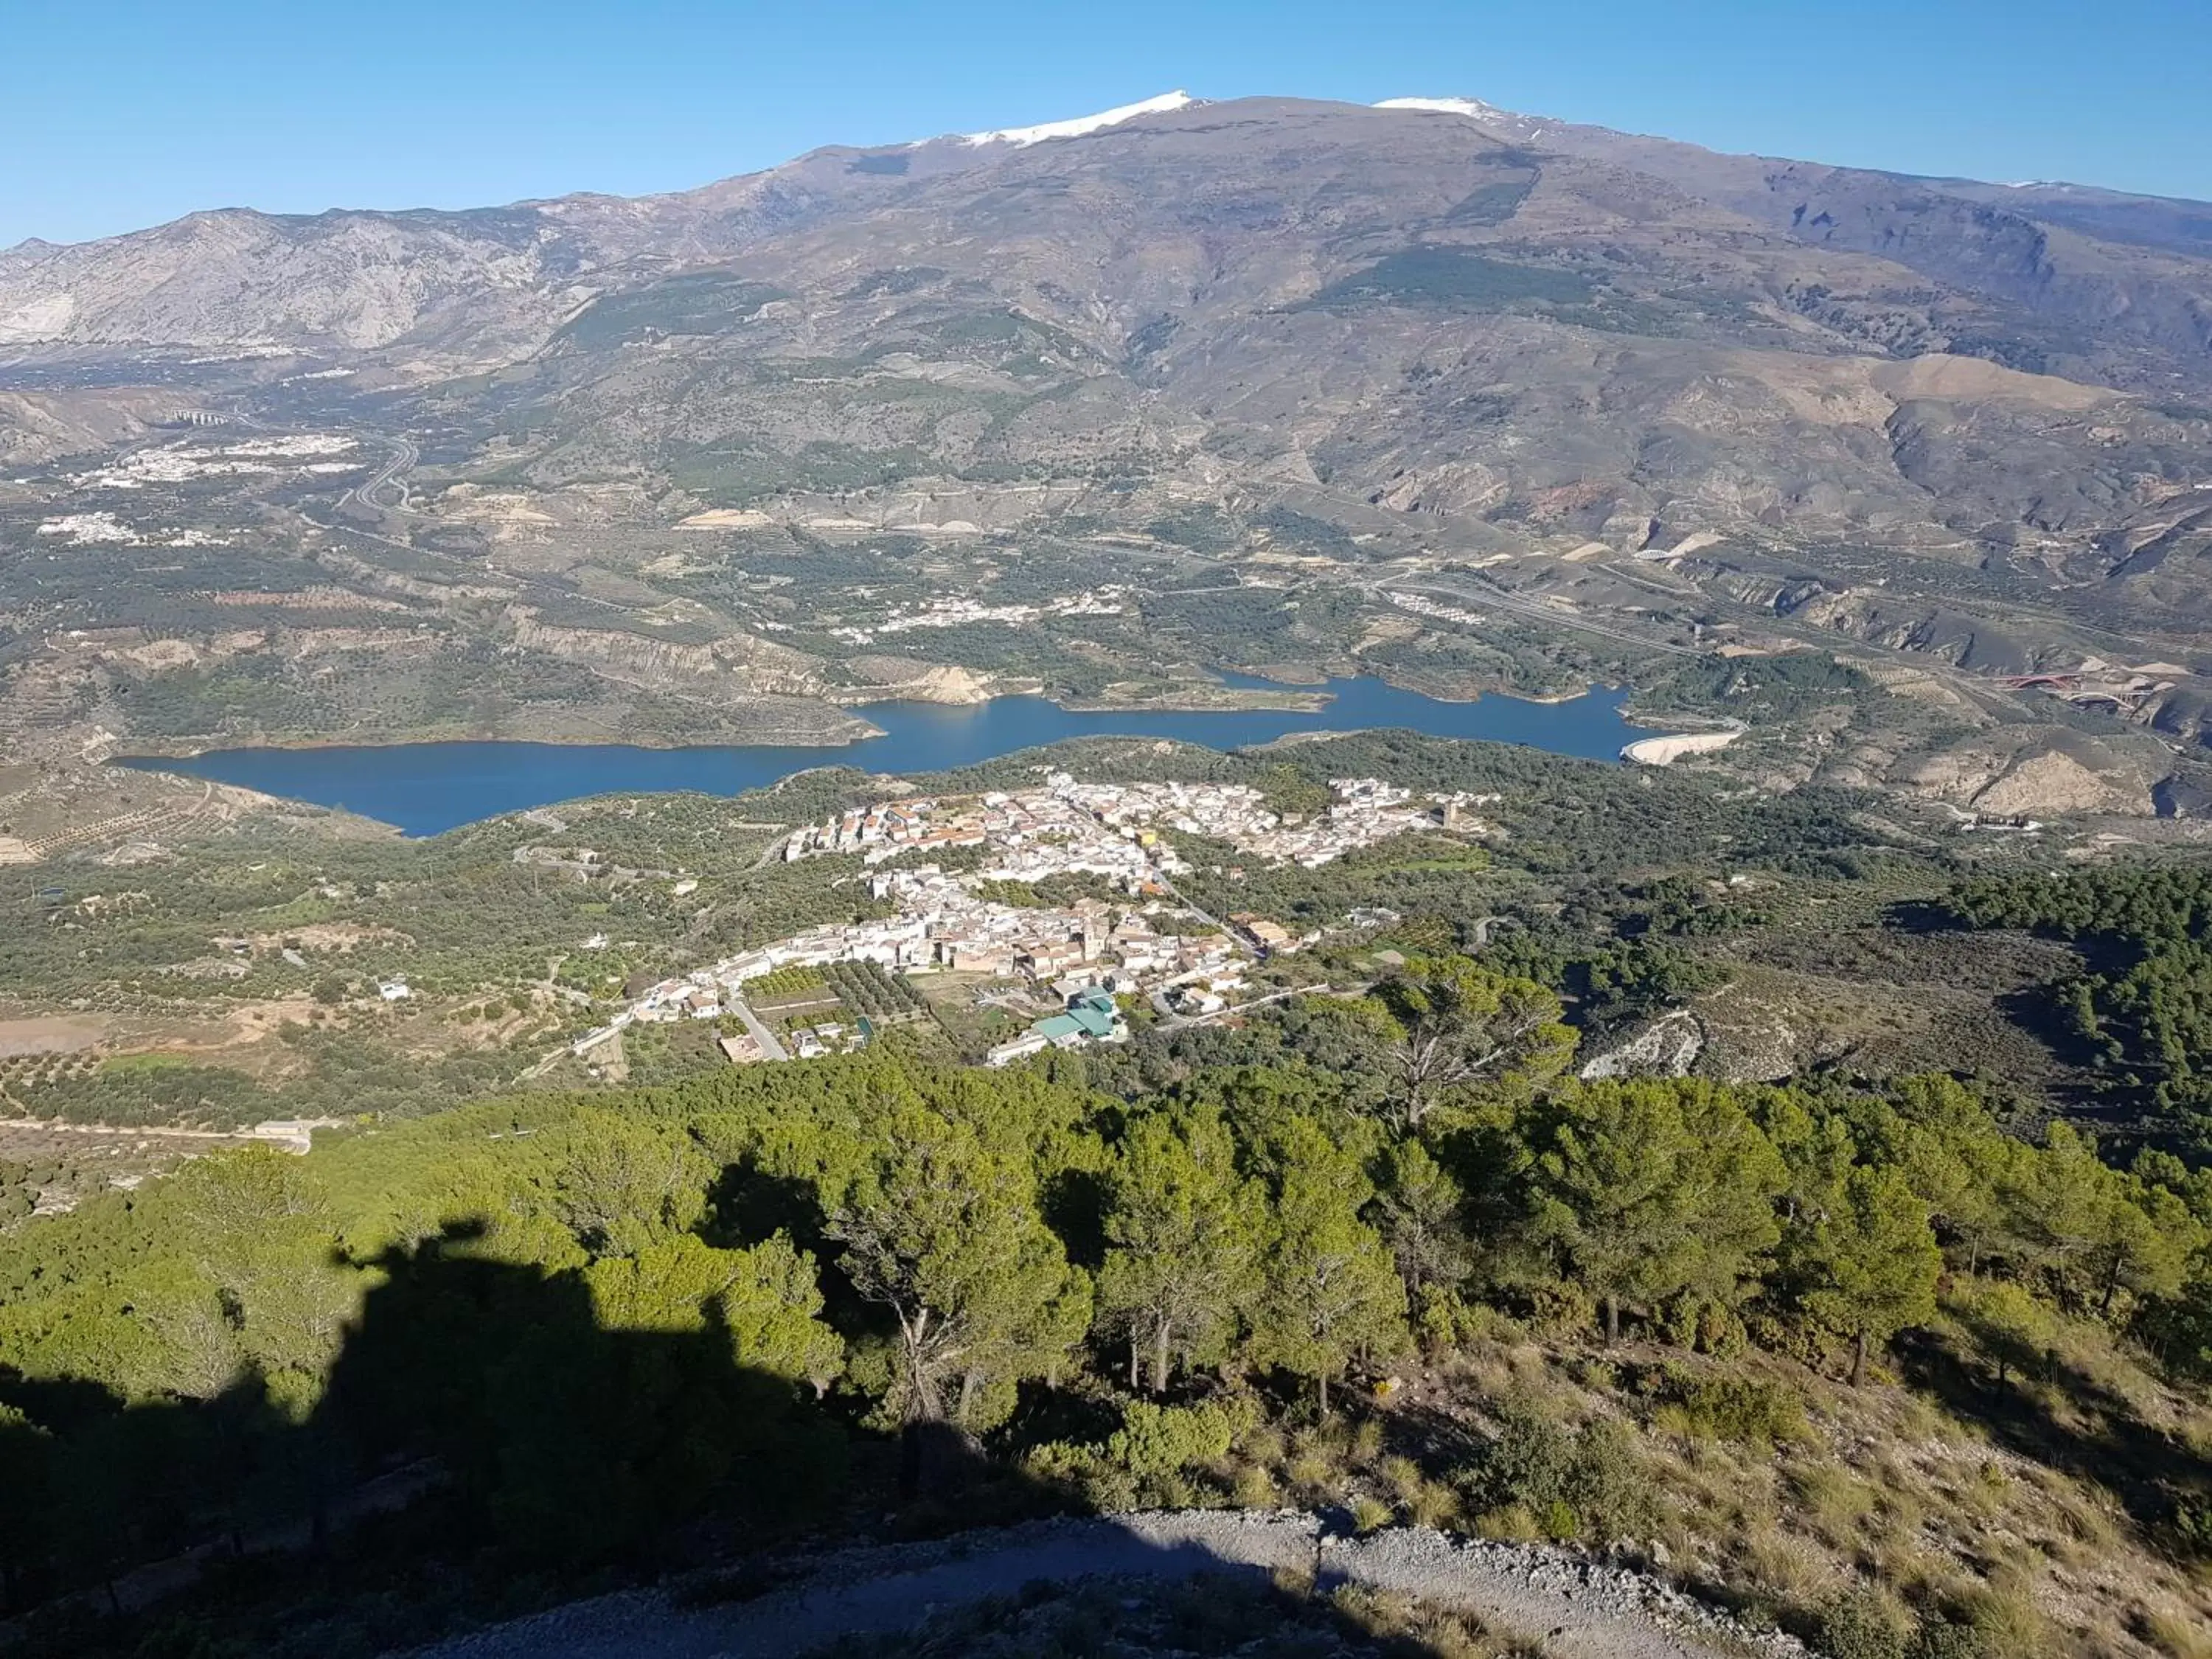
[127,676,1643,837]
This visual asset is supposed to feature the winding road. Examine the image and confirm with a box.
[344,435,420,513]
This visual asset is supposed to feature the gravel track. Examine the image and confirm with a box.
[397,1511,1809,1658]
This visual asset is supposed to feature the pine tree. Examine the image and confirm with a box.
[1529,1079,1787,1343]
[584,1230,844,1395]
[1253,1117,1408,1411]
[1371,1138,1472,1301]
[1374,956,1576,1129]
[1795,1166,1941,1385]
[825,1107,1086,1442]
[1096,1108,1262,1394]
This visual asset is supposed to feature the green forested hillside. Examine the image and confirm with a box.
[1944,866,2212,1148]
[4,963,2211,1655]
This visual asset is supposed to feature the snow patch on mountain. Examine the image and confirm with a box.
[1375,96,1535,134]
[950,91,1194,148]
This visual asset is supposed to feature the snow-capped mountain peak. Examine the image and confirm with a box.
[948,91,1196,149]
[1374,96,1536,136]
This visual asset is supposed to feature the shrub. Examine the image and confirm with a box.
[1024,1441,1138,1512]
[1644,1367,1806,1449]
[1415,1284,1503,1353]
[1916,1582,2048,1659]
[1573,1357,1618,1393]
[1474,1399,1573,1512]
[1406,1478,1463,1531]
[1566,1419,1653,1538]
[1349,1418,1385,1464]
[1820,1587,1913,1659]
[1031,1397,1263,1512]
[1107,1400,1241,1483]
[1474,1503,1542,1542]
[1517,1279,1598,1339]
[1231,1463,1279,1509]
[2171,1495,2212,1559]
[1381,1454,1425,1503]
[1467,1399,1654,1543]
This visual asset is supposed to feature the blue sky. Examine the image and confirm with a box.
[4,0,2205,247]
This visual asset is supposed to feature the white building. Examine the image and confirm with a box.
[985,1031,1053,1067]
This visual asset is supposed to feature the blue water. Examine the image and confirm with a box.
[122,676,1640,837]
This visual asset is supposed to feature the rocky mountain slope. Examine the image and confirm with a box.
[7,95,2209,554]
[7,92,2212,799]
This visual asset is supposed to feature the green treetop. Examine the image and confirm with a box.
[1528,1079,1788,1343]
[1252,1115,1408,1411]
[1792,1165,1942,1385]
[1096,1107,1263,1394]
[824,1105,1088,1435]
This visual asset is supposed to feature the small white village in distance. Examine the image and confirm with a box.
[568,773,1491,1070]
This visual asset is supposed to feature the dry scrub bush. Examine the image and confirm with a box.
[1231,1461,1279,1509]
[1407,1477,1464,1531]
[1938,1570,2049,1657]
[1329,1585,1535,1659]
[1474,1503,1542,1543]
[1737,1523,1834,1607]
[1381,1453,1425,1504]
[1818,1585,1914,1659]
[2133,1599,2212,1659]
[1784,1460,1877,1548]
[1351,1494,1395,1534]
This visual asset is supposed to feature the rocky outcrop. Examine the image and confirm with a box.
[1901,728,2165,816]
[505,614,824,700]
[1581,1011,1705,1079]
[841,657,996,703]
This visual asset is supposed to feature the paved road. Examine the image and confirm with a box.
[345,436,420,512]
[726,992,790,1062]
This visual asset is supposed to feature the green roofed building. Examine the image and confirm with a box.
[1034,994,1119,1046]
[1035,1013,1087,1043]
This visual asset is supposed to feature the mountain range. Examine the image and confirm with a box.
[7,91,2212,773]
[6,93,2208,542]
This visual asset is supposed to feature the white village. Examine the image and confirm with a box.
[570,773,1489,1068]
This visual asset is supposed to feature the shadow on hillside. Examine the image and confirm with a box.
[0,1220,873,1651]
[0,1210,1537,1658]
[1892,1324,2202,1537]
[0,1239,1483,1659]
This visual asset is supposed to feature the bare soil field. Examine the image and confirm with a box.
[0,1015,108,1057]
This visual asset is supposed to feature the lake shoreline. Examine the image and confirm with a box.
[116,678,1649,838]
[105,670,1615,762]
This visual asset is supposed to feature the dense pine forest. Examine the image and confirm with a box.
[4,940,2212,1656]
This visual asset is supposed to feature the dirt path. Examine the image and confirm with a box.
[397,1511,1806,1659]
